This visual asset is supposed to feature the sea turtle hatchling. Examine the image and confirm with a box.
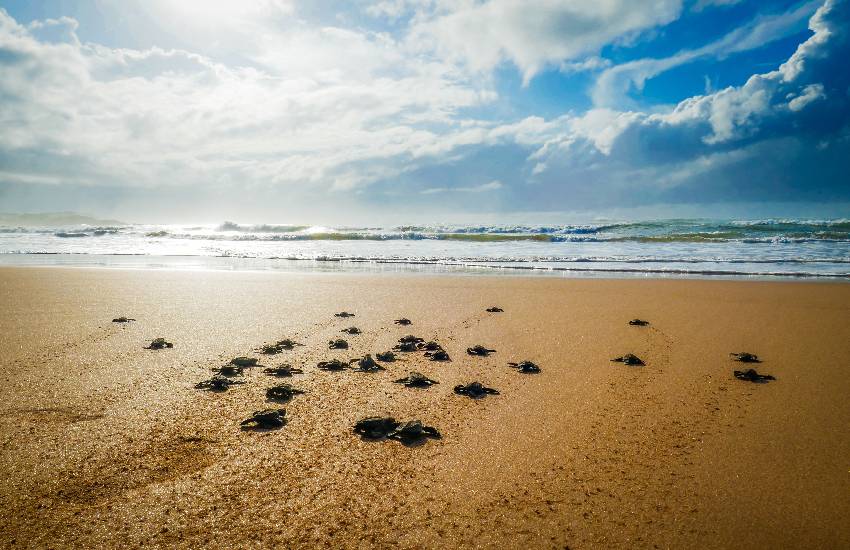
[230,357,259,367]
[393,341,418,352]
[352,417,440,444]
[212,364,244,377]
[453,382,500,398]
[508,361,541,374]
[241,409,287,430]
[266,383,305,402]
[730,352,760,363]
[263,365,304,377]
[259,339,303,354]
[394,371,439,388]
[317,359,349,371]
[195,376,245,392]
[353,417,399,439]
[611,354,645,366]
[375,351,397,362]
[417,341,443,351]
[466,345,496,356]
[398,335,424,344]
[425,350,451,362]
[733,368,776,383]
[112,317,135,323]
[334,312,355,318]
[390,420,441,444]
[394,318,412,326]
[629,319,650,326]
[350,355,384,372]
[340,327,361,335]
[486,307,504,313]
[328,339,349,350]
[144,338,173,350]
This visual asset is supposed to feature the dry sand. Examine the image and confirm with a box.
[0,266,848,549]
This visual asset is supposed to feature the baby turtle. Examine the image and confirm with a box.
[394,318,412,326]
[353,417,399,439]
[393,341,418,352]
[417,341,443,351]
[263,365,304,377]
[454,382,500,398]
[390,420,441,444]
[112,317,135,323]
[259,339,303,354]
[467,345,496,356]
[629,319,650,326]
[335,311,355,318]
[144,338,173,350]
[230,357,259,367]
[486,306,504,313]
[611,354,645,366]
[341,327,361,335]
[241,409,286,430]
[425,350,451,362]
[328,339,349,350]
[508,361,541,374]
[376,351,397,362]
[730,352,760,363]
[394,371,439,388]
[212,364,244,377]
[399,335,425,344]
[195,376,245,392]
[317,359,349,371]
[350,354,384,372]
[352,417,440,444]
[266,383,305,402]
[734,369,776,383]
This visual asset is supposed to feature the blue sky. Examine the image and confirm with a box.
[0,0,848,223]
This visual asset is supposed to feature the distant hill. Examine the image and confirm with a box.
[0,212,126,227]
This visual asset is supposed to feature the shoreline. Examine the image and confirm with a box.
[1,267,849,548]
[2,252,848,281]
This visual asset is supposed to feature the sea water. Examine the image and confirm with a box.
[0,219,848,279]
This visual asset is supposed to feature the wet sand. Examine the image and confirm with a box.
[1,267,848,549]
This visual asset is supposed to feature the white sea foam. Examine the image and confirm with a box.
[0,218,848,279]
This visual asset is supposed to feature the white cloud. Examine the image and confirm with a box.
[421,180,504,194]
[592,1,820,107]
[0,0,847,216]
[692,0,744,12]
[527,0,850,198]
[0,7,498,194]
[408,0,683,84]
[787,83,826,111]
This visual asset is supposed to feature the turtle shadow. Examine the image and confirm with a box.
[454,390,499,400]
[733,370,775,383]
[265,396,295,404]
[394,434,440,448]
[355,434,434,447]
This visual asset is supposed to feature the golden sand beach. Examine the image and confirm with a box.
[1,267,849,549]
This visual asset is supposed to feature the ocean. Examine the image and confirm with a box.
[1,218,848,279]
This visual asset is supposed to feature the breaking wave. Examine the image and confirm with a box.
[1,217,849,279]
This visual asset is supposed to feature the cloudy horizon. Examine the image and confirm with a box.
[0,0,848,224]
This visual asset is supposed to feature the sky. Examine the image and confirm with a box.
[0,0,848,223]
